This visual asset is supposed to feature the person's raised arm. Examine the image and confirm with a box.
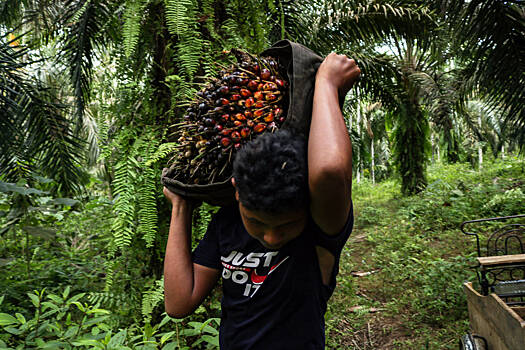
[163,188,219,318]
[309,53,361,235]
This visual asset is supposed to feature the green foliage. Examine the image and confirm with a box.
[123,0,146,57]
[111,154,137,251]
[141,278,165,324]
[0,287,220,349]
[387,102,431,195]
[164,0,195,36]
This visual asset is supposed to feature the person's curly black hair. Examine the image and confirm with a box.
[232,130,308,213]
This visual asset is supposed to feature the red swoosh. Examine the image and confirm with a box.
[250,256,289,284]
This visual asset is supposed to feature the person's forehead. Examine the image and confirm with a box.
[241,204,307,224]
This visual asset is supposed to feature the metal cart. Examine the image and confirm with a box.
[459,215,525,350]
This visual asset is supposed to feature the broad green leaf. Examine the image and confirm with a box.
[62,286,71,299]
[71,301,85,312]
[160,331,175,344]
[84,315,110,327]
[47,294,63,304]
[4,326,22,335]
[27,293,40,307]
[64,325,79,338]
[161,342,179,350]
[71,339,101,347]
[107,329,127,347]
[200,334,219,346]
[0,313,18,326]
[66,293,86,304]
[14,313,25,324]
[86,308,110,315]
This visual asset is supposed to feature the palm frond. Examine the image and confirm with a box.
[59,0,116,131]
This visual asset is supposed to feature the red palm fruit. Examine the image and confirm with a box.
[279,116,285,123]
[239,78,249,86]
[236,113,246,121]
[221,137,231,147]
[265,94,277,101]
[257,83,264,91]
[251,64,260,73]
[234,143,242,150]
[241,128,251,138]
[263,82,277,91]
[231,94,241,101]
[221,114,230,121]
[254,100,264,108]
[245,97,255,108]
[274,108,283,116]
[233,120,243,126]
[244,110,253,118]
[254,123,266,133]
[264,112,274,122]
[218,86,229,94]
[214,124,224,132]
[221,129,232,136]
[254,109,265,117]
[231,131,241,143]
[240,89,252,97]
[247,80,258,91]
[222,98,230,105]
[275,79,286,88]
[260,68,271,80]
[254,91,264,100]
[247,120,255,128]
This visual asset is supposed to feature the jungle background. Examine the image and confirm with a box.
[0,0,524,349]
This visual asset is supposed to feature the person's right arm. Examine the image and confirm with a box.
[163,187,220,318]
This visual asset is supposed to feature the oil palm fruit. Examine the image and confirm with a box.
[168,49,289,184]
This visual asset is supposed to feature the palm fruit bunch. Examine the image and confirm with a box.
[168,50,288,185]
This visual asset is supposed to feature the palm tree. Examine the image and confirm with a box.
[437,0,525,146]
[0,32,87,194]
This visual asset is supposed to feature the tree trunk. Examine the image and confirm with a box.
[356,102,361,183]
[371,139,375,184]
[478,115,483,170]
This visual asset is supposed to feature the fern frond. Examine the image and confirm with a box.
[145,142,178,166]
[123,0,146,57]
[137,166,158,247]
[164,0,195,36]
[176,33,203,79]
[112,155,136,250]
[141,278,164,323]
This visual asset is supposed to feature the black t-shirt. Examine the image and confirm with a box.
[192,204,353,350]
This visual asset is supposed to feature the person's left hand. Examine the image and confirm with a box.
[315,53,361,98]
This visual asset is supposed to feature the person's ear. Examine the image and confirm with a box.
[231,177,239,202]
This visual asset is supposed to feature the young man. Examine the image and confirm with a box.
[163,53,361,349]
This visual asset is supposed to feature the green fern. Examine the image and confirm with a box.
[176,34,203,80]
[164,0,195,36]
[137,166,158,247]
[141,278,165,323]
[123,0,146,57]
[145,142,178,166]
[112,154,137,250]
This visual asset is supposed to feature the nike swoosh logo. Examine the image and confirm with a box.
[250,256,289,284]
